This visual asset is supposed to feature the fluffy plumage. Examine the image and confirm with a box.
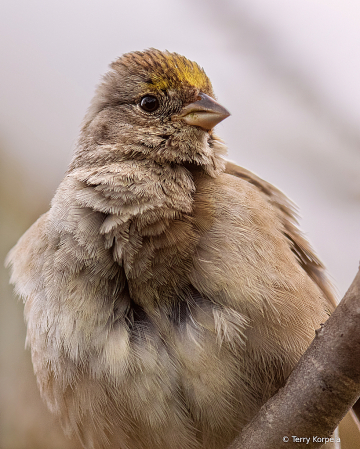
[6,49,335,449]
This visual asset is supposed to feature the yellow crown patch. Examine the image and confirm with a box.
[149,52,212,92]
[117,49,213,94]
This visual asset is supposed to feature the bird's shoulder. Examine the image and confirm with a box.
[192,160,336,310]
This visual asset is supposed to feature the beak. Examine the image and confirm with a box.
[177,92,230,131]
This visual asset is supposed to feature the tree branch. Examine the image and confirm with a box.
[228,266,360,449]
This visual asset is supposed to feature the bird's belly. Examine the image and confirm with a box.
[88,307,259,449]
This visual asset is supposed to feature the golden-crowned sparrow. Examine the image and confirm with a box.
[6,49,335,449]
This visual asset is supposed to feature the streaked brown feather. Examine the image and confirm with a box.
[225,160,337,311]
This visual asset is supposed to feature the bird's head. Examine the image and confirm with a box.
[75,49,230,174]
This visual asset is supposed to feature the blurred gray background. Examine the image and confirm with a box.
[1,0,359,448]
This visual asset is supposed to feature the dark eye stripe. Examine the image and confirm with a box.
[140,95,159,112]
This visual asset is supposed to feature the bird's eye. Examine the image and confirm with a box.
[140,95,159,112]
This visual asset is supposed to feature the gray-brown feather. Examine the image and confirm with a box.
[225,161,336,310]
[6,159,333,449]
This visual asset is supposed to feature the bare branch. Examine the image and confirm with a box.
[228,266,360,449]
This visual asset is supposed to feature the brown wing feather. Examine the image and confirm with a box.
[225,161,337,311]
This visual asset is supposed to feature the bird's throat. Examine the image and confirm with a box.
[81,161,210,308]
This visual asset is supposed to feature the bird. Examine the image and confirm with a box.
[6,49,336,449]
